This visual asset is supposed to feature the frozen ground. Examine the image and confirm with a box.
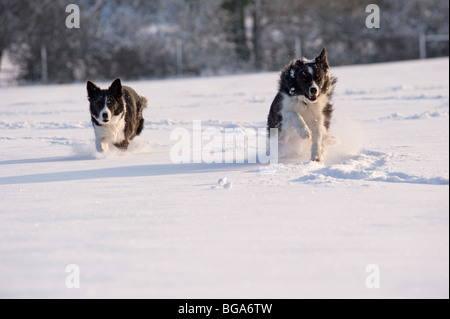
[0,58,448,299]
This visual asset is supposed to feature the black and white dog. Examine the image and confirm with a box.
[267,48,338,162]
[87,78,148,152]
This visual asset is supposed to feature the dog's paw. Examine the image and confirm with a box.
[95,142,104,153]
[297,127,312,140]
[98,142,109,152]
[114,140,129,151]
[311,148,323,162]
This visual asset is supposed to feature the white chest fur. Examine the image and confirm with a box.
[280,93,328,138]
[93,114,126,152]
[281,93,327,125]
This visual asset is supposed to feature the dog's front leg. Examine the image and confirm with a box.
[95,138,103,152]
[311,134,323,162]
[286,112,311,140]
[310,122,326,162]
[93,126,109,152]
[95,138,110,152]
[97,140,110,152]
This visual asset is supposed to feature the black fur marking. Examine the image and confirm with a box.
[267,93,284,132]
[91,116,101,127]
[114,140,130,150]
[136,118,145,136]
[122,85,148,142]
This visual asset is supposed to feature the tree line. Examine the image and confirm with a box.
[0,0,448,83]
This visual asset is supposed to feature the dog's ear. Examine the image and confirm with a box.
[87,81,101,99]
[109,78,122,98]
[316,48,329,68]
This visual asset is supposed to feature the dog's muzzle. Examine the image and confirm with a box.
[308,86,319,102]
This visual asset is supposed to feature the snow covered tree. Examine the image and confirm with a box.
[1,0,447,83]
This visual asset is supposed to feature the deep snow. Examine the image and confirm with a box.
[0,58,448,298]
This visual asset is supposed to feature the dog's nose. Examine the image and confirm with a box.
[310,87,318,95]
[102,113,109,122]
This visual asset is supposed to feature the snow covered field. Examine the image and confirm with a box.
[0,58,448,299]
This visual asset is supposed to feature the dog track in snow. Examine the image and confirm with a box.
[291,151,449,186]
[255,150,449,187]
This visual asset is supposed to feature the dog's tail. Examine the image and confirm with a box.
[139,96,148,110]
